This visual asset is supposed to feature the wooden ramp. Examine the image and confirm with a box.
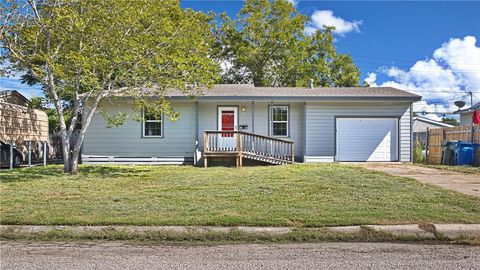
[203,131,294,167]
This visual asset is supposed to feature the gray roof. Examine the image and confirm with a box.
[413,116,454,127]
[0,90,29,103]
[121,84,422,101]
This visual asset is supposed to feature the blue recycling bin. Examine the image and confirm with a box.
[453,142,479,166]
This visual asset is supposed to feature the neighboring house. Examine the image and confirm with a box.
[0,90,49,165]
[0,90,29,106]
[82,84,421,165]
[453,102,480,125]
[412,116,453,147]
[0,90,49,143]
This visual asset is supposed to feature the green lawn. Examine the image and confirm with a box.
[1,164,479,227]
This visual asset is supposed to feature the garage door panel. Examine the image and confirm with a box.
[336,118,398,162]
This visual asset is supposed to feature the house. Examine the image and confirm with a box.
[412,116,453,147]
[81,84,421,165]
[0,90,29,106]
[0,90,49,166]
[0,90,49,143]
[453,102,480,125]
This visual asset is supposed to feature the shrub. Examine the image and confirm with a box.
[413,140,425,164]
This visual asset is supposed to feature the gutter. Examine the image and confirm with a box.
[122,96,421,102]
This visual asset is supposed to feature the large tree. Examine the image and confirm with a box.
[1,0,219,174]
[216,0,361,87]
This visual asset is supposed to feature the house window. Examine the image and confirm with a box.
[143,110,163,137]
[270,105,288,137]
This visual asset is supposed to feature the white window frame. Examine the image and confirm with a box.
[142,109,163,138]
[270,105,289,137]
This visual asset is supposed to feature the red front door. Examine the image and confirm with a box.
[221,110,235,137]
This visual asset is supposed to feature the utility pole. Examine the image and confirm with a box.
[468,91,473,107]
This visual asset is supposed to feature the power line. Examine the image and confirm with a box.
[401,89,480,93]
[436,94,469,103]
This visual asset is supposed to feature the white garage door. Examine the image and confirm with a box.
[336,118,398,162]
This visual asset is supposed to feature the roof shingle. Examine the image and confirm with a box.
[121,84,422,101]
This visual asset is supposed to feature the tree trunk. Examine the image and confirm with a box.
[67,96,103,175]
[61,130,72,173]
[70,147,81,175]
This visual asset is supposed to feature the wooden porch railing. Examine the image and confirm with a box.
[203,131,294,167]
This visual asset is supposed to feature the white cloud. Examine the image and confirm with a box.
[307,10,362,36]
[364,72,377,86]
[365,36,480,116]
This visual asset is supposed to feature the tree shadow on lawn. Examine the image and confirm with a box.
[80,165,151,178]
[0,165,151,183]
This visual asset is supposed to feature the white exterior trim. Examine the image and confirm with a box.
[304,156,335,163]
[142,109,163,138]
[217,106,238,131]
[269,105,289,137]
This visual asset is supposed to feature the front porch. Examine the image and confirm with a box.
[193,101,305,166]
[203,130,294,167]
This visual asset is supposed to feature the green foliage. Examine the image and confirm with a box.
[1,0,219,123]
[442,117,459,126]
[133,98,181,122]
[27,96,43,110]
[26,96,78,133]
[413,140,425,164]
[1,0,220,173]
[100,111,128,128]
[216,0,361,87]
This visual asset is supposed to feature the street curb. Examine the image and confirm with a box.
[1,224,479,241]
[433,224,480,240]
[364,225,435,238]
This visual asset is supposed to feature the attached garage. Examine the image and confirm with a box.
[336,118,398,162]
[304,101,417,163]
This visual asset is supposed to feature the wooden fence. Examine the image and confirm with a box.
[426,124,480,165]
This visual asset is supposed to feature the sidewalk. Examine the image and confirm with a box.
[1,224,479,242]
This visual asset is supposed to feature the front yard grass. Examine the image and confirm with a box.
[1,164,479,227]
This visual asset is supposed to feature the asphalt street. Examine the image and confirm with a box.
[1,242,479,270]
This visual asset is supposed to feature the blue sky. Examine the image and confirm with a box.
[1,0,479,119]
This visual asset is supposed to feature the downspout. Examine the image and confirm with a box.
[251,101,255,133]
[194,101,199,165]
[303,102,307,162]
[410,104,413,163]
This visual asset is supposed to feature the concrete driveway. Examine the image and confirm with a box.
[358,163,480,197]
